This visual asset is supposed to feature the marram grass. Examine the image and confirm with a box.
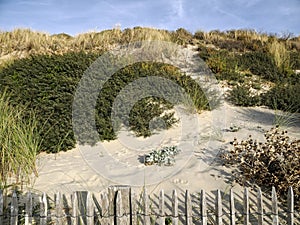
[0,90,41,190]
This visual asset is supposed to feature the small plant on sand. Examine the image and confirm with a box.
[0,90,41,191]
[144,146,181,166]
[221,126,300,209]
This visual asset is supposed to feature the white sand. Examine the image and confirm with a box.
[30,102,300,196]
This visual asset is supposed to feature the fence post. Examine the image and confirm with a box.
[143,188,150,225]
[229,189,235,225]
[243,188,249,225]
[271,187,279,225]
[101,192,112,225]
[71,192,78,225]
[40,193,47,225]
[86,192,94,225]
[0,190,3,225]
[185,190,192,225]
[108,185,131,225]
[287,187,294,225]
[201,189,207,225]
[55,192,63,225]
[159,189,165,225]
[130,190,137,225]
[25,192,33,225]
[10,191,18,225]
[116,191,126,225]
[215,189,222,225]
[172,189,178,225]
[257,187,263,225]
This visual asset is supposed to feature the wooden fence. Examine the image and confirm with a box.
[0,186,298,225]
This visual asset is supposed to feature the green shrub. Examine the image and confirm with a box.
[0,54,209,152]
[236,51,281,81]
[228,84,260,107]
[0,52,100,152]
[263,83,300,113]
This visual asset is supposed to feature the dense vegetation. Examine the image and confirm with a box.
[0,52,208,152]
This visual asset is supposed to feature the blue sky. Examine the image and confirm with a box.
[0,0,299,36]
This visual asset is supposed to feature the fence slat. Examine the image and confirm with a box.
[40,193,47,225]
[115,191,124,225]
[130,190,137,225]
[25,192,33,225]
[185,190,192,225]
[55,192,63,225]
[143,188,150,225]
[272,187,279,225]
[257,187,263,225]
[0,190,3,225]
[86,192,94,225]
[287,187,294,225]
[10,191,18,225]
[215,189,222,225]
[243,188,249,225]
[101,192,112,225]
[159,189,165,225]
[172,189,178,225]
[201,189,207,225]
[229,189,235,225]
[71,192,78,225]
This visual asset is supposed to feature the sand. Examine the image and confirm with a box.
[30,101,300,196]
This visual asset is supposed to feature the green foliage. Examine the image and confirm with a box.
[0,52,100,152]
[263,83,300,113]
[0,54,208,153]
[228,84,260,107]
[129,97,178,137]
[144,146,181,166]
[0,90,40,189]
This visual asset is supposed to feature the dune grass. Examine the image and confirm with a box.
[0,90,41,191]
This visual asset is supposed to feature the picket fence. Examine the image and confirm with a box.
[0,186,297,225]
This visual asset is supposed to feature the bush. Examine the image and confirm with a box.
[263,83,300,113]
[0,90,40,190]
[0,54,209,153]
[236,51,281,81]
[228,84,261,106]
[0,52,100,152]
[221,127,300,209]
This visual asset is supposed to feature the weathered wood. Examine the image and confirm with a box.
[287,187,294,225]
[100,192,112,225]
[130,190,137,225]
[25,192,33,225]
[201,189,207,225]
[185,190,192,225]
[71,192,78,225]
[271,187,279,225]
[108,185,131,224]
[159,189,165,225]
[143,188,150,225]
[243,188,249,225]
[10,191,18,225]
[40,193,48,225]
[256,187,263,225]
[86,192,94,225]
[229,189,235,225]
[55,192,63,225]
[215,189,222,225]
[172,189,178,225]
[0,190,3,225]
